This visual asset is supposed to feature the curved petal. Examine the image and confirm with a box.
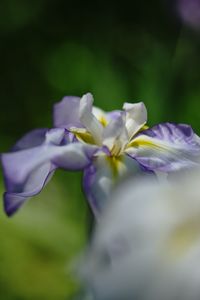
[103,113,128,155]
[1,127,96,216]
[12,128,48,151]
[126,123,200,172]
[3,128,65,191]
[103,113,125,141]
[123,102,147,139]
[107,110,123,121]
[83,154,144,217]
[52,143,97,170]
[79,93,103,145]
[92,106,108,126]
[53,96,82,129]
[83,156,113,217]
[2,128,65,215]
[92,108,123,127]
[3,163,55,216]
[45,127,66,145]
[2,142,96,189]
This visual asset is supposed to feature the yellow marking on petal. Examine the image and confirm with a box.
[110,142,122,157]
[140,124,149,131]
[70,127,96,144]
[164,219,200,261]
[127,137,166,151]
[98,116,108,127]
[128,124,149,141]
[106,155,123,179]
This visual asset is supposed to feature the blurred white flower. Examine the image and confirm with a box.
[79,170,200,300]
[177,0,200,30]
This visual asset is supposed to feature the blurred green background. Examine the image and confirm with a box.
[0,0,200,299]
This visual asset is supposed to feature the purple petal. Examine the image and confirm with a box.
[106,110,123,120]
[83,158,113,217]
[53,96,82,129]
[1,129,63,216]
[83,164,99,214]
[127,123,200,172]
[141,123,194,142]
[52,143,97,170]
[1,127,96,216]
[3,128,66,191]
[2,143,96,190]
[12,128,48,151]
[45,127,66,145]
[3,163,55,216]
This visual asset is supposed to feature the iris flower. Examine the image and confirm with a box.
[2,93,200,216]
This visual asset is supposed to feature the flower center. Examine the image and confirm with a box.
[110,140,123,157]
[106,155,123,178]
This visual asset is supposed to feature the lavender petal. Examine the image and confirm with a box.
[127,123,200,172]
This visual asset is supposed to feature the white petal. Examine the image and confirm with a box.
[79,93,103,145]
[79,171,200,300]
[83,154,143,217]
[103,113,128,154]
[123,102,147,139]
[92,106,108,126]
